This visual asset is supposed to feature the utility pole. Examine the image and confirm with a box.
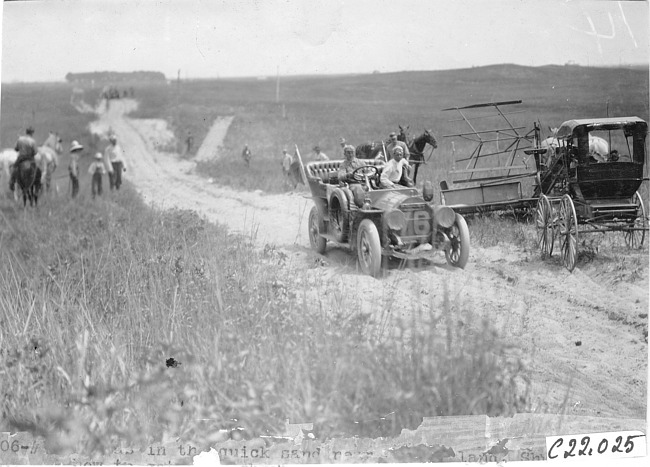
[275,66,280,103]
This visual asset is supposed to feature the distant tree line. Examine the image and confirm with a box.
[65,71,167,84]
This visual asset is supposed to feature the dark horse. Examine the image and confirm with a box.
[355,141,384,160]
[398,128,438,185]
[16,159,42,207]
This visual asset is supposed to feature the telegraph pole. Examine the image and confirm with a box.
[275,66,280,103]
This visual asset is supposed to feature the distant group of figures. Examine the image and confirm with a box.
[2,126,128,207]
[279,125,438,190]
[101,86,135,100]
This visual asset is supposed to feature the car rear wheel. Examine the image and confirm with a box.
[357,219,381,277]
[444,213,470,269]
[308,206,327,254]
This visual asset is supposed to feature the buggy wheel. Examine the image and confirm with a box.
[535,195,554,259]
[624,191,647,249]
[559,195,578,272]
[444,213,470,269]
[308,206,327,254]
[357,219,381,277]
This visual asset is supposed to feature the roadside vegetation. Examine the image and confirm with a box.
[1,186,530,456]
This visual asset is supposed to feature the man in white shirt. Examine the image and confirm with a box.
[380,146,413,188]
[104,134,128,190]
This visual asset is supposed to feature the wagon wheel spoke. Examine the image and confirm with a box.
[559,195,578,272]
[535,195,554,258]
[624,191,647,249]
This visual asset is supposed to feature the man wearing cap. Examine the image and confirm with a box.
[9,126,38,192]
[68,140,84,198]
[337,138,347,158]
[88,152,107,198]
[385,131,410,161]
[104,134,128,190]
[337,145,364,183]
[380,146,413,188]
[313,145,329,161]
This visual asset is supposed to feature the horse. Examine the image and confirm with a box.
[355,141,384,160]
[15,158,42,207]
[541,129,609,164]
[403,129,437,185]
[36,132,62,192]
[1,149,18,191]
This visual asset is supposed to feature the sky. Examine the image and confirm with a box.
[0,0,648,83]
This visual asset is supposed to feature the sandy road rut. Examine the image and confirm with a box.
[95,99,648,422]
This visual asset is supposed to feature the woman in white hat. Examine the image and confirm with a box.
[68,140,84,198]
[88,152,107,198]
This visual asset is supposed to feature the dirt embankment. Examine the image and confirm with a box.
[91,99,648,421]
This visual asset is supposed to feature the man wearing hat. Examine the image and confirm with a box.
[313,145,329,161]
[9,126,38,192]
[104,134,128,190]
[68,140,84,198]
[380,146,413,188]
[88,152,107,198]
[385,131,410,161]
[338,137,347,158]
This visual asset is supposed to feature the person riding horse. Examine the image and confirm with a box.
[9,126,38,192]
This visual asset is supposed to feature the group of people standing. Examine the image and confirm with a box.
[279,131,413,190]
[68,133,128,199]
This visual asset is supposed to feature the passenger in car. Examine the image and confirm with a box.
[380,146,413,188]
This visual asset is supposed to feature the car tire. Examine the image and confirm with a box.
[357,219,381,277]
[308,206,327,254]
[445,213,470,269]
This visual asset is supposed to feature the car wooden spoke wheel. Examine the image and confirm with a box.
[308,206,327,254]
[357,219,381,277]
[444,213,470,269]
[559,194,578,272]
[535,194,554,259]
[624,191,647,249]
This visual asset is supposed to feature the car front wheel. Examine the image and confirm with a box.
[357,219,381,277]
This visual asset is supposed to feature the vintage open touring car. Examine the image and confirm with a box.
[304,158,470,277]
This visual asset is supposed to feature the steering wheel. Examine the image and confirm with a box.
[351,165,380,190]
[351,165,378,182]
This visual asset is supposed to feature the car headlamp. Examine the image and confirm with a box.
[386,210,406,231]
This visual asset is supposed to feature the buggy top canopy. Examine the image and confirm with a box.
[555,117,648,139]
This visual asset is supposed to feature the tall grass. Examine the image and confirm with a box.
[0,188,530,456]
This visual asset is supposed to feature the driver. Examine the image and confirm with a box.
[337,144,364,182]
[380,146,413,188]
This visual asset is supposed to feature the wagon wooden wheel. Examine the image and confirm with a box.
[535,194,554,259]
[624,191,647,249]
[559,194,578,272]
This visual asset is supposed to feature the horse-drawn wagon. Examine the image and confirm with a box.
[437,100,649,271]
[534,117,648,271]
[304,158,470,277]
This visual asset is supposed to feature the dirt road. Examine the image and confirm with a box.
[92,99,648,422]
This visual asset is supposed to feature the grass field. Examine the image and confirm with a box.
[0,64,647,456]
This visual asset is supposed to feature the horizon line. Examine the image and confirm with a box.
[2,62,649,85]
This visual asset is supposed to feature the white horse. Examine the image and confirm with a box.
[540,128,610,164]
[1,149,18,195]
[36,132,63,192]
